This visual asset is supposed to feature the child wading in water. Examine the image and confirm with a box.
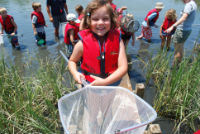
[137,2,164,42]
[75,4,84,22]
[31,2,47,46]
[69,0,128,86]
[0,8,20,49]
[64,13,79,58]
[160,9,177,51]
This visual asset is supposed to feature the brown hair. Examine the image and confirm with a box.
[82,0,117,30]
[32,2,41,11]
[75,4,84,14]
[166,9,177,21]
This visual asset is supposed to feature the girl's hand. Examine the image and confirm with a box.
[90,75,106,86]
[73,71,85,84]
[165,26,173,34]
[0,31,3,35]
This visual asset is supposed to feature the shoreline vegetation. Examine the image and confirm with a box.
[145,39,200,132]
[0,57,75,133]
[0,37,200,133]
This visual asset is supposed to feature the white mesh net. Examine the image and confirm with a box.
[58,86,157,134]
[120,14,140,33]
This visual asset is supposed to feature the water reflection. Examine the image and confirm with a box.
[137,40,151,62]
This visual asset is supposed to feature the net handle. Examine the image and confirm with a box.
[60,50,89,87]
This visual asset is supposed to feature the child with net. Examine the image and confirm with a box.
[68,0,128,86]
[0,8,20,49]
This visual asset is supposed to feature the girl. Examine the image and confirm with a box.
[160,9,177,51]
[64,13,79,58]
[31,2,47,46]
[75,4,84,21]
[68,0,128,86]
[137,2,164,42]
[0,8,20,49]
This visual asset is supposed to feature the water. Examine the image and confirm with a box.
[0,0,199,77]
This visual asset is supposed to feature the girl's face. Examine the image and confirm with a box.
[1,11,7,18]
[90,6,111,37]
[36,6,41,12]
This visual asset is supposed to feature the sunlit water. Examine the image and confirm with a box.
[0,0,199,83]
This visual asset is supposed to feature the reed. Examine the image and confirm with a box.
[145,50,200,132]
[0,57,75,133]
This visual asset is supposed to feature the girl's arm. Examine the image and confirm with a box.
[90,40,128,86]
[68,29,76,45]
[32,24,37,35]
[0,23,4,34]
[79,18,84,31]
[166,13,188,33]
[46,5,53,22]
[68,41,85,84]
[10,18,17,35]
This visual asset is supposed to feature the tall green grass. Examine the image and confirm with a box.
[0,57,75,133]
[145,50,200,132]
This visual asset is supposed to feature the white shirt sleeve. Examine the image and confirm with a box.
[32,15,38,24]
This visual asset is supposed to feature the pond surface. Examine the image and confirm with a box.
[0,0,200,81]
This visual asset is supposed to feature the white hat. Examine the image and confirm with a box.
[67,13,77,22]
[155,2,164,9]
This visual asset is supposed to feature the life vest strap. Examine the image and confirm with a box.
[82,69,108,78]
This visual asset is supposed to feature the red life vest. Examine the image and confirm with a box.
[79,29,120,82]
[162,17,176,31]
[144,8,159,25]
[0,15,14,33]
[31,11,45,26]
[78,14,84,20]
[111,3,117,11]
[64,23,79,44]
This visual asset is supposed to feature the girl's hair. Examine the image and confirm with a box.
[0,8,7,14]
[82,0,117,30]
[32,2,41,11]
[166,9,177,21]
[75,4,84,13]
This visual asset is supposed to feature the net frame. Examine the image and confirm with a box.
[58,86,157,134]
[120,13,140,33]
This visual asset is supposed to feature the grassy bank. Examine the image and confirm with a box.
[145,49,200,132]
[0,57,75,133]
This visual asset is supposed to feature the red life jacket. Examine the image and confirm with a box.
[31,11,45,26]
[111,3,117,11]
[0,15,15,33]
[162,17,176,30]
[78,14,84,20]
[79,29,120,82]
[64,23,79,44]
[144,8,159,25]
